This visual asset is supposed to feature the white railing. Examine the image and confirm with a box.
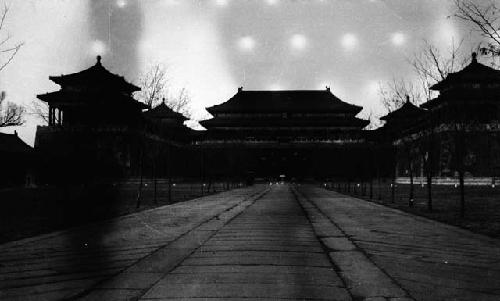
[396,176,497,186]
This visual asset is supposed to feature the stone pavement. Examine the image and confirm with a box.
[295,185,500,301]
[1,184,499,301]
[134,184,350,301]
[0,186,268,300]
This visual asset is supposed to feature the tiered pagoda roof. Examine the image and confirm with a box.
[143,100,188,122]
[422,53,500,110]
[37,56,147,110]
[48,55,140,93]
[143,100,192,142]
[379,98,426,138]
[201,88,368,131]
[430,53,500,92]
[201,116,368,128]
[37,90,147,109]
[380,98,426,124]
[206,88,363,114]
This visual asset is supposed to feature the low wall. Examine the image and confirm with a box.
[396,177,497,186]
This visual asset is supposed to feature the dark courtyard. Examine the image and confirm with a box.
[2,184,500,300]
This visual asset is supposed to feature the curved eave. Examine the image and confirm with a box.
[0,133,33,153]
[37,90,148,109]
[144,114,189,122]
[431,60,500,91]
[49,75,140,93]
[351,104,364,114]
[380,110,426,122]
[206,90,363,114]
[143,105,188,121]
[420,97,442,109]
[206,105,362,114]
[429,82,442,91]
[200,118,369,129]
[37,92,54,102]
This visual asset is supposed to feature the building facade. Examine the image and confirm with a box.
[35,53,500,184]
[383,53,500,183]
[35,56,192,182]
[196,88,370,181]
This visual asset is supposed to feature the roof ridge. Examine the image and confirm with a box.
[48,56,140,92]
[240,89,330,92]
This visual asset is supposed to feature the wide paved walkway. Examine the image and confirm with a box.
[1,184,500,300]
[297,186,500,301]
[0,186,268,300]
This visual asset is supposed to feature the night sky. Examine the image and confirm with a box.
[0,0,487,144]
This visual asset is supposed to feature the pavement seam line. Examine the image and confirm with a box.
[292,185,416,301]
[133,187,271,301]
[289,186,355,301]
[66,186,269,301]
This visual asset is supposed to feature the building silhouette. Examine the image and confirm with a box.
[33,52,500,185]
[197,87,370,181]
[35,56,191,182]
[144,99,190,142]
[0,132,33,187]
[379,97,427,181]
[382,53,500,183]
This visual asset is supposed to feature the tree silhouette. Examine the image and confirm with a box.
[0,4,22,73]
[454,0,500,63]
[378,79,423,113]
[379,40,467,211]
[135,64,192,118]
[0,4,24,128]
[135,64,168,109]
[0,91,24,127]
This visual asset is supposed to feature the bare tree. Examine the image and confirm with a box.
[166,87,192,118]
[31,64,193,124]
[454,0,500,61]
[360,109,382,131]
[418,116,435,212]
[0,92,24,127]
[411,39,483,216]
[378,79,421,206]
[0,4,23,73]
[402,135,418,207]
[410,39,468,101]
[30,99,49,124]
[135,64,168,108]
[379,40,466,113]
[378,78,423,113]
[410,40,472,212]
[380,40,469,210]
[0,5,24,127]
[136,64,192,118]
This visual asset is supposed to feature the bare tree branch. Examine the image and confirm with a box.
[135,63,168,108]
[29,99,49,124]
[166,87,192,118]
[0,96,25,127]
[136,63,193,119]
[378,78,423,113]
[360,109,382,130]
[454,0,500,58]
[409,39,467,102]
[378,39,466,118]
[0,4,9,35]
[0,4,24,127]
[0,4,23,73]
